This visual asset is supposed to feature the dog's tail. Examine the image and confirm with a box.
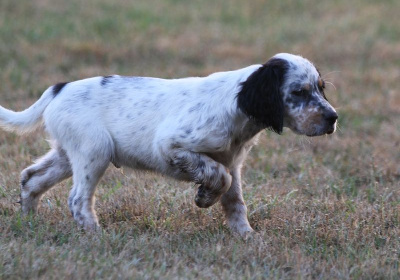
[0,85,57,134]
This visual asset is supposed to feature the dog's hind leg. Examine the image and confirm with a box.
[20,146,72,214]
[66,150,110,231]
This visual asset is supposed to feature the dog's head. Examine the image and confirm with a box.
[238,53,337,136]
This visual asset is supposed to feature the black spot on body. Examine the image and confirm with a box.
[197,160,206,171]
[185,128,192,134]
[188,103,203,113]
[53,82,69,96]
[170,142,181,149]
[101,75,114,86]
[73,197,82,206]
[86,175,90,181]
[196,125,204,131]
[206,116,216,125]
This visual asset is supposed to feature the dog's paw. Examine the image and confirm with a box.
[195,169,232,208]
[194,184,221,208]
[230,224,255,239]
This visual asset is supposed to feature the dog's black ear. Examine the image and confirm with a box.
[237,58,288,134]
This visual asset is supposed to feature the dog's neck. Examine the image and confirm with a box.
[232,110,265,143]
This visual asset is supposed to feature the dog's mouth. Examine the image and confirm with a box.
[326,126,336,135]
[305,125,336,137]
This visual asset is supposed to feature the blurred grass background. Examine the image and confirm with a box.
[0,0,399,279]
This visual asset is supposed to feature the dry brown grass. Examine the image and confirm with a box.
[0,0,399,279]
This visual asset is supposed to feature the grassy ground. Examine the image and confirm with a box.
[0,0,399,279]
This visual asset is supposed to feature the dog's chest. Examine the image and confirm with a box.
[206,132,260,168]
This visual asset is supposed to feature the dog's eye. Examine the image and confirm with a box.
[291,89,309,97]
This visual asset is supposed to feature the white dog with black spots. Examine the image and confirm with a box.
[0,53,337,236]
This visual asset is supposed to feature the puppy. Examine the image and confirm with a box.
[0,53,337,236]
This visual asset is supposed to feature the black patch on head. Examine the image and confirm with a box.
[53,82,68,96]
[101,75,114,86]
[237,58,288,134]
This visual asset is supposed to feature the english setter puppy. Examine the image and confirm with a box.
[0,53,337,236]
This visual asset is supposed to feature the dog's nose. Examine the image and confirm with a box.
[324,111,338,125]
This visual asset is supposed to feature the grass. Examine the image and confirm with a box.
[0,0,399,279]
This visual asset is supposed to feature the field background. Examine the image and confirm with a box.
[0,0,399,279]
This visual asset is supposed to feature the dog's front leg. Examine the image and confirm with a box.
[220,166,253,237]
[168,150,232,208]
